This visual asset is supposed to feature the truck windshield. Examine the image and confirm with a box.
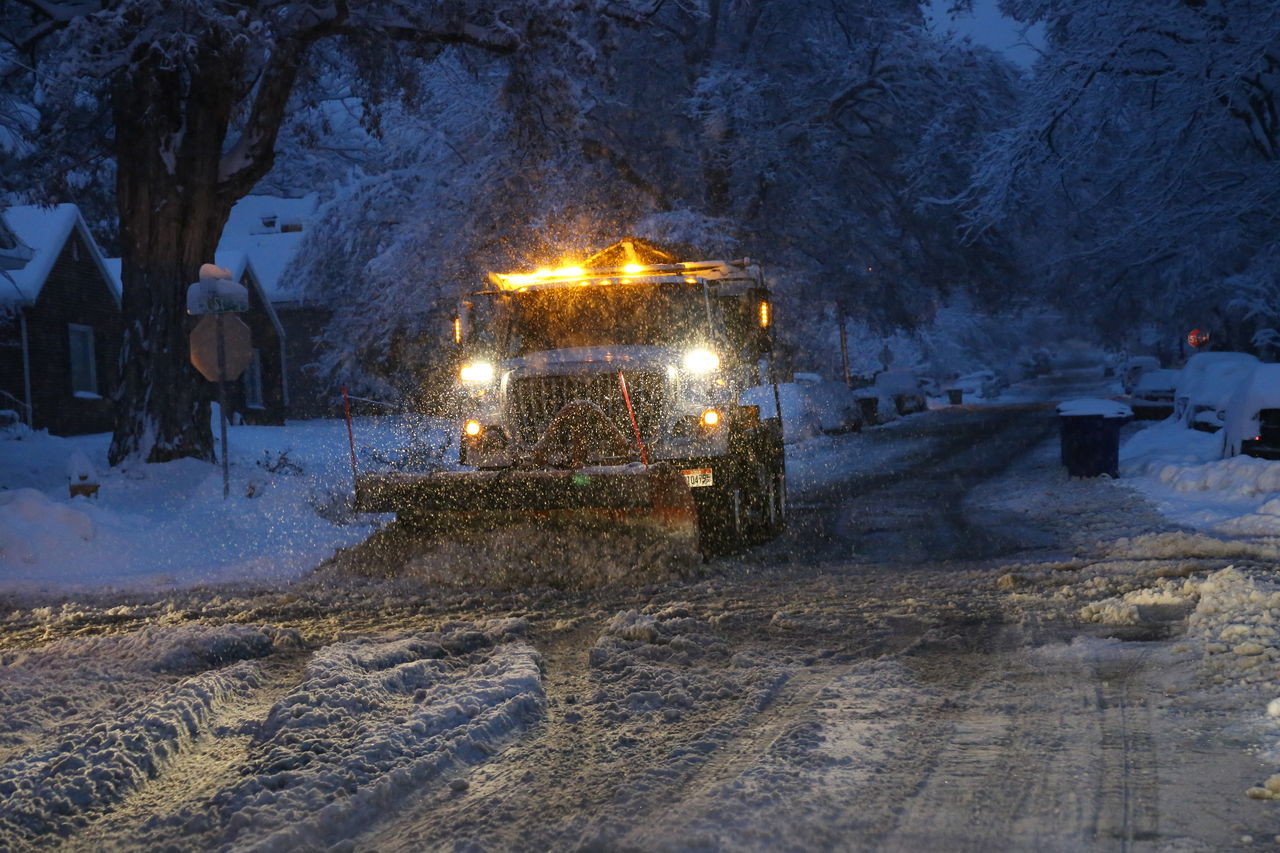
[476,282,713,357]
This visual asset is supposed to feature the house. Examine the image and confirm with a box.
[102,252,289,426]
[217,194,332,417]
[212,252,289,425]
[0,204,122,436]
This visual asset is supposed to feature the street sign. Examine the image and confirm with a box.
[190,313,253,382]
[1187,328,1210,349]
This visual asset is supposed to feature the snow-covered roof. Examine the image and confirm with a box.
[0,204,118,306]
[216,194,318,304]
[0,214,33,271]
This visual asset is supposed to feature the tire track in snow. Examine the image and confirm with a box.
[61,652,311,852]
[877,640,1164,852]
[1091,658,1161,849]
[0,660,266,850]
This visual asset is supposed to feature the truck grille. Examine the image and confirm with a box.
[508,372,665,446]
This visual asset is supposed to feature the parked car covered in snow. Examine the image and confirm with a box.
[1129,368,1179,420]
[872,369,928,417]
[1120,356,1162,394]
[741,382,822,445]
[1221,364,1280,458]
[792,374,862,433]
[951,369,1009,400]
[1174,351,1259,431]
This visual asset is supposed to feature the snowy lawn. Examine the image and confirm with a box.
[0,416,456,592]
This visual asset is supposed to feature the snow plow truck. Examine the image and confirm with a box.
[353,239,786,561]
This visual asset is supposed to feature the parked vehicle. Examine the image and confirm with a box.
[1120,356,1161,394]
[741,382,823,444]
[1129,368,1179,420]
[873,369,928,416]
[1174,351,1259,431]
[952,369,1009,400]
[1221,364,1280,458]
[792,374,862,433]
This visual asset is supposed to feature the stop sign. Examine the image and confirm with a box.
[190,313,253,382]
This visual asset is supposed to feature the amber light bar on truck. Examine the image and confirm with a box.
[491,267,700,291]
[488,259,755,291]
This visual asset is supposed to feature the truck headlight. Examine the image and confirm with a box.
[459,361,495,383]
[683,348,720,374]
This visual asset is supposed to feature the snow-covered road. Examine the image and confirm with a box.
[2,382,1278,850]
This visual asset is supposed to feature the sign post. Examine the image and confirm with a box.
[188,265,253,499]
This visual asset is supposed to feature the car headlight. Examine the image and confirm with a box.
[459,361,495,383]
[683,348,720,374]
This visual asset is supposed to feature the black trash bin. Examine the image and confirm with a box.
[946,388,964,405]
[856,395,878,424]
[1057,399,1133,477]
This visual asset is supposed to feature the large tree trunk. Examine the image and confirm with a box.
[107,60,239,465]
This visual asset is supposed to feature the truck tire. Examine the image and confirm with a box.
[749,456,787,540]
[695,476,746,555]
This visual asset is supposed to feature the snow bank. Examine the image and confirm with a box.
[1120,418,1280,536]
[0,417,454,591]
[741,383,822,444]
[0,488,95,564]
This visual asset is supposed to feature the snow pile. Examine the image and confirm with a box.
[0,488,95,564]
[1185,567,1280,680]
[1077,576,1195,625]
[1152,457,1280,500]
[196,623,543,852]
[1104,532,1280,562]
[741,382,823,444]
[1120,419,1280,535]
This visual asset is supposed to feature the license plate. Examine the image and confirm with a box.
[681,468,713,488]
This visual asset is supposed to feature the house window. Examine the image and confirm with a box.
[68,324,98,396]
[243,348,264,409]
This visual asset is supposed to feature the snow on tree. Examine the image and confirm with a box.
[966,0,1280,349]
[289,0,1025,397]
[0,0,603,464]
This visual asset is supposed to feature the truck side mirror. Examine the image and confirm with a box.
[454,300,474,347]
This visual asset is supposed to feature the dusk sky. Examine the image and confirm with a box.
[926,0,1045,66]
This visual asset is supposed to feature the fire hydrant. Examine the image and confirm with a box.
[67,450,99,499]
